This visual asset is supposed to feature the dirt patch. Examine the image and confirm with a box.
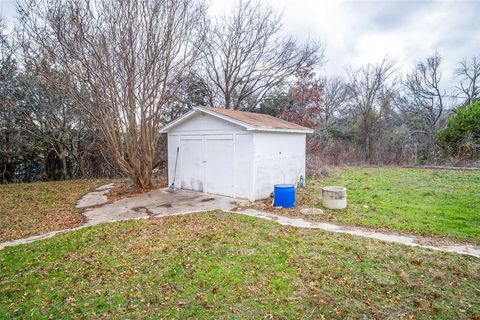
[107,184,152,202]
[201,198,215,202]
[240,194,328,219]
[106,177,167,202]
[157,203,173,208]
[414,235,473,247]
[77,202,109,215]
[131,206,155,217]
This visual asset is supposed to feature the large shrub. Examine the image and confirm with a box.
[436,100,480,161]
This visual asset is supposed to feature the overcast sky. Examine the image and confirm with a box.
[1,0,479,87]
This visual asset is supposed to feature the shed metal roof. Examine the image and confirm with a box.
[160,107,314,134]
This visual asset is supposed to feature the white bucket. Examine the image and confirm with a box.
[322,186,347,209]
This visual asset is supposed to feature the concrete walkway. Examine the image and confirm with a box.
[1,184,479,259]
[231,209,480,258]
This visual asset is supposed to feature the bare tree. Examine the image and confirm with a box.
[345,57,397,164]
[161,73,209,123]
[455,55,480,106]
[0,17,16,111]
[200,0,324,110]
[319,77,346,125]
[0,18,9,57]
[18,0,207,188]
[402,52,446,158]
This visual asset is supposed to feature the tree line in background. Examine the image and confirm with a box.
[1,0,479,186]
[262,54,480,172]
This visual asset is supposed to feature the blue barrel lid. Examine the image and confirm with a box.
[274,184,295,189]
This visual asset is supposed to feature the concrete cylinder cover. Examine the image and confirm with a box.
[322,186,347,209]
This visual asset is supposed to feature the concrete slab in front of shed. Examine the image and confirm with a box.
[81,188,237,225]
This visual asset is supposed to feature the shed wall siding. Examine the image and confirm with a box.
[233,133,254,200]
[252,132,306,200]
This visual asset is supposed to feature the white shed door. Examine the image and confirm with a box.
[180,138,204,192]
[205,136,234,197]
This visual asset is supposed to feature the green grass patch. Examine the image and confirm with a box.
[0,212,479,319]
[0,179,107,242]
[299,168,480,243]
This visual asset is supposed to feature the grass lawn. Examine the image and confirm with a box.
[0,179,107,242]
[291,168,480,244]
[0,211,479,319]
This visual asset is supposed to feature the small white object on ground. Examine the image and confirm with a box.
[300,208,324,215]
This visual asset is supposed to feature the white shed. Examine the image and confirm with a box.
[160,107,313,201]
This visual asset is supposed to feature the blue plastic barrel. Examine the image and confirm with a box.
[273,184,296,208]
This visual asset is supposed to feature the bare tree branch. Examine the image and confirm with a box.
[401,52,447,158]
[345,57,398,164]
[18,0,207,188]
[199,0,325,110]
[455,55,480,106]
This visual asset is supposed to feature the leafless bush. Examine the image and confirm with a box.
[306,153,331,178]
